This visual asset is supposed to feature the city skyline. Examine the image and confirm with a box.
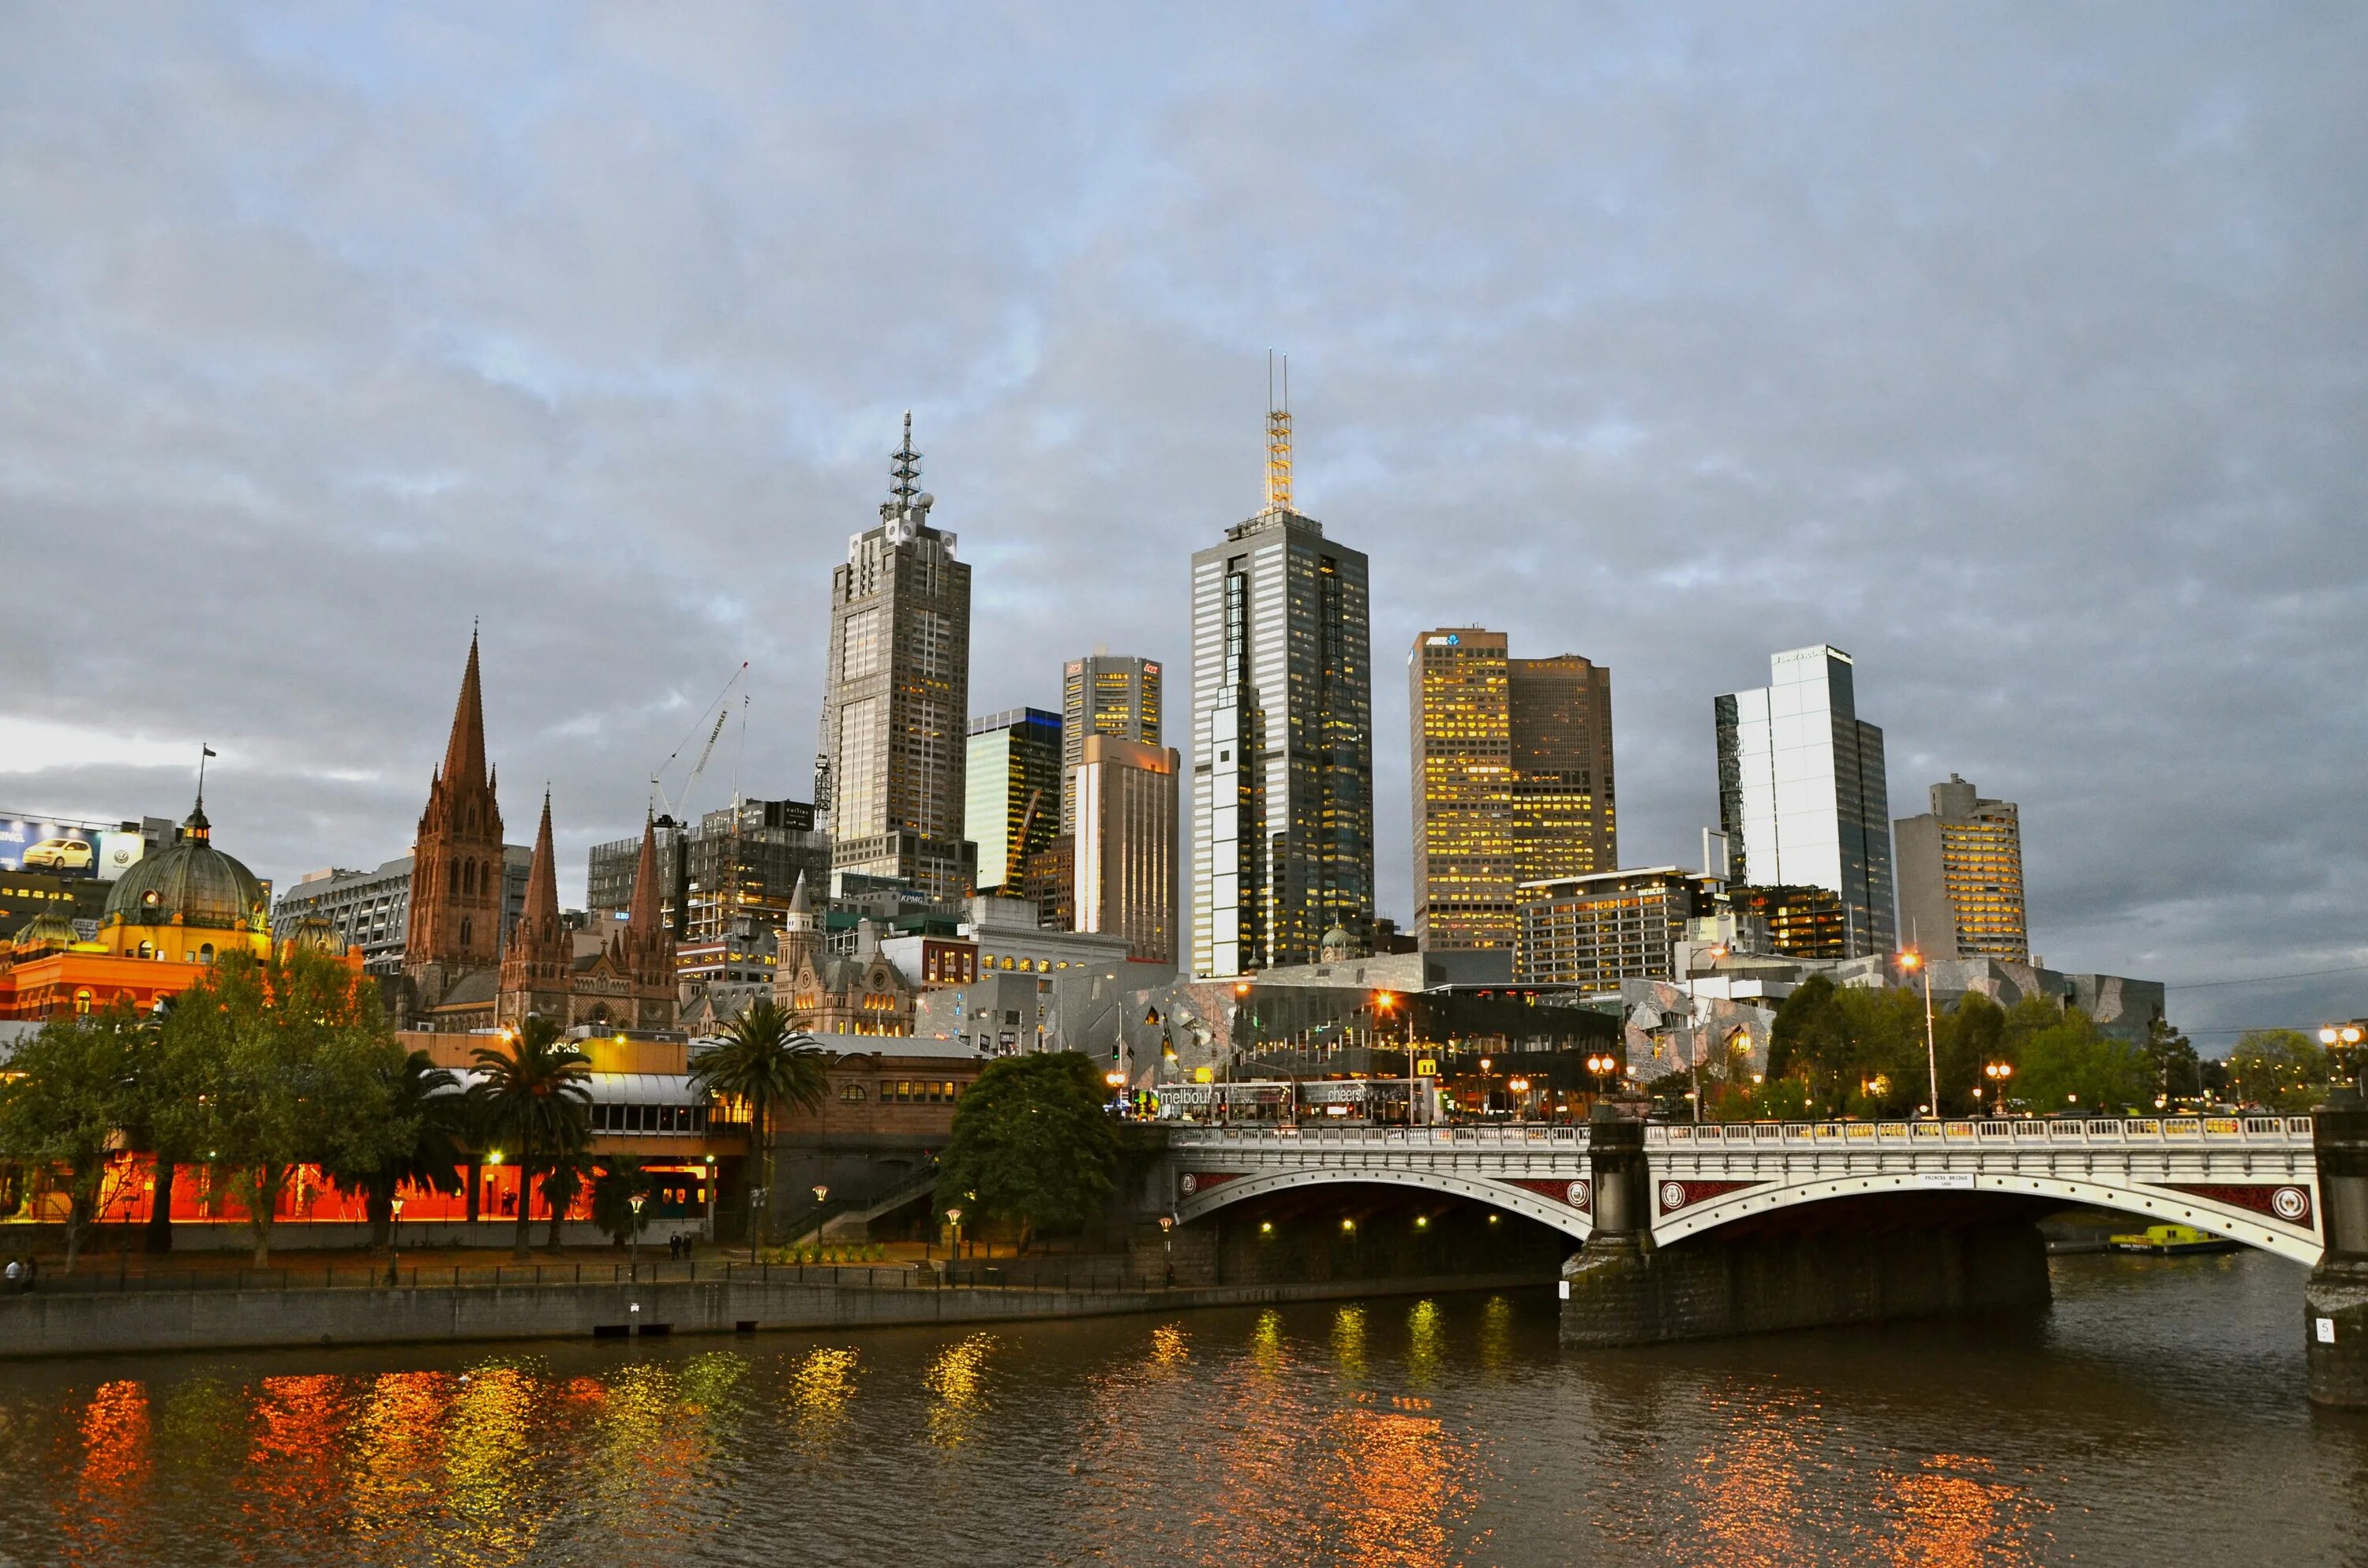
[0,9,2360,1042]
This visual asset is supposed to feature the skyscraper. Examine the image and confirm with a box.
[820,414,975,899]
[965,708,1062,893]
[1060,653,1161,833]
[1408,628,1615,952]
[1714,644,1894,957]
[1074,734,1179,965]
[1190,383,1373,976]
[1894,773,2029,961]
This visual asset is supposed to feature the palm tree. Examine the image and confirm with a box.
[335,1050,468,1251]
[468,1016,593,1259]
[539,1151,591,1254]
[688,998,827,1254]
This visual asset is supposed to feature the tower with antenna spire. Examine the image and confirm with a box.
[1187,359,1375,976]
[816,413,976,900]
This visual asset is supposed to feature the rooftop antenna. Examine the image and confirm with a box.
[890,410,921,504]
[1265,350,1293,515]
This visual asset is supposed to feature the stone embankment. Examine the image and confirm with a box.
[0,1270,1549,1360]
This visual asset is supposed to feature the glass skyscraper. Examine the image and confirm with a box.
[1408,628,1615,952]
[1190,504,1373,977]
[1714,645,1894,958]
[1060,653,1161,834]
[965,708,1062,894]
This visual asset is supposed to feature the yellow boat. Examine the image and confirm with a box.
[2108,1222,2239,1256]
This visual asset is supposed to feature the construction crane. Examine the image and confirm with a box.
[653,662,748,829]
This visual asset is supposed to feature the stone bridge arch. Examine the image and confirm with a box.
[1647,1166,2321,1264]
[1175,1166,1593,1243]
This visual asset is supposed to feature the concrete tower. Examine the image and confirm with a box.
[819,414,976,899]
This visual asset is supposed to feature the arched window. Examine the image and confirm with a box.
[448,862,459,895]
[463,860,476,895]
[839,1083,867,1102]
[199,943,215,963]
[137,940,152,959]
[73,989,92,1015]
[459,917,473,948]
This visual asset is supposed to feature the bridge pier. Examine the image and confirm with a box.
[1561,1103,2051,1347]
[2306,1098,2368,1406]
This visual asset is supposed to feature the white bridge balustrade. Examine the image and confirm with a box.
[1165,1116,2325,1263]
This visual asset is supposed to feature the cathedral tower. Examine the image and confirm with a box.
[405,633,506,1001]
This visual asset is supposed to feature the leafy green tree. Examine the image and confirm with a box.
[2224,1029,2329,1113]
[0,1004,143,1273]
[467,1015,593,1259]
[158,948,407,1264]
[1767,975,1843,1083]
[590,1157,654,1248]
[935,1052,1120,1252]
[2016,1007,2152,1114]
[688,998,828,1246]
[2142,1016,2202,1105]
[1944,993,2008,1115]
[329,1050,466,1251]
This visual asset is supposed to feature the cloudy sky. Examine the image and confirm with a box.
[2,5,2361,1043]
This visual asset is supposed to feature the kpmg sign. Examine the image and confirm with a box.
[0,817,145,881]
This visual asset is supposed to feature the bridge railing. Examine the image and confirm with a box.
[1646,1115,2314,1147]
[1167,1124,1590,1149]
[1167,1115,2314,1151]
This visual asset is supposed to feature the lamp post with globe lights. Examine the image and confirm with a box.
[2322,1025,2365,1104]
[1980,1060,2014,1118]
[1896,949,1940,1117]
[628,1192,646,1282]
[1585,1052,1620,1103]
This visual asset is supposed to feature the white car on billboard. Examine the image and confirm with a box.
[22,836,93,871]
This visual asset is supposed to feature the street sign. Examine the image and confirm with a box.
[1416,1058,1437,1076]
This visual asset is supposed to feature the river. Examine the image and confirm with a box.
[0,1250,2358,1567]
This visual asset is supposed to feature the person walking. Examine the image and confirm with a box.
[4,1259,21,1293]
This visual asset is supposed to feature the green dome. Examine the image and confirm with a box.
[279,911,347,956]
[11,910,79,950]
[101,801,267,935]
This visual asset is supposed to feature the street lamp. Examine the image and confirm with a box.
[1157,1213,1175,1288]
[628,1191,646,1281]
[811,1184,829,1252]
[747,1185,766,1264]
[1980,1061,2014,1118]
[2321,1025,2364,1100]
[1585,1053,1618,1099]
[388,1193,406,1288]
[1508,1076,1530,1123]
[945,1205,965,1262]
[1896,950,1939,1118]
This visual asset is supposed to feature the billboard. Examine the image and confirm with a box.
[0,819,146,881]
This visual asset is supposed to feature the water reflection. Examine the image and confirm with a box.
[1404,1298,1442,1387]
[924,1333,995,1449]
[0,1252,2356,1567]
[1332,1302,1368,1381]
[67,1379,148,1559]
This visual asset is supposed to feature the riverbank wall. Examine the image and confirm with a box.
[0,1270,1551,1361]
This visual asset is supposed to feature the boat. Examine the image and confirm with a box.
[2107,1223,2239,1256]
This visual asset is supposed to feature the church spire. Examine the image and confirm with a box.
[522,788,560,935]
[625,810,663,939]
[441,631,489,788]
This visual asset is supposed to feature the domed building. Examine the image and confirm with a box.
[93,796,272,965]
[0,790,305,1020]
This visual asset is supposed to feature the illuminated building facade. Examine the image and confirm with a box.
[1714,645,1894,958]
[820,415,975,899]
[1074,735,1179,964]
[771,873,920,1036]
[1190,411,1373,977]
[1409,629,1615,953]
[965,708,1062,893]
[1515,866,1721,989]
[1894,774,2029,961]
[1061,653,1161,833]
[1722,883,1851,961]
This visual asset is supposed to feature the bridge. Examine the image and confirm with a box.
[1157,1107,2368,1405]
[1167,1115,2322,1262]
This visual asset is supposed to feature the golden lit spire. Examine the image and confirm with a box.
[1265,350,1291,514]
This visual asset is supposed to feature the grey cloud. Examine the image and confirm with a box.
[1,3,2361,1045]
